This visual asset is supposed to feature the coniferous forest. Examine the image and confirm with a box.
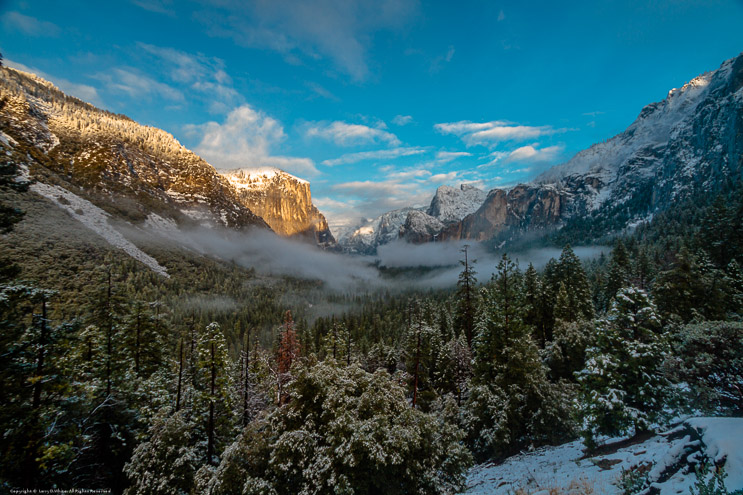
[2,151,743,493]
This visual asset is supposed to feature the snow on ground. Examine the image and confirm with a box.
[686,417,743,490]
[465,417,743,494]
[30,180,169,277]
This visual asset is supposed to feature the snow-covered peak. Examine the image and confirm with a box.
[536,54,739,185]
[222,167,309,188]
[427,183,487,223]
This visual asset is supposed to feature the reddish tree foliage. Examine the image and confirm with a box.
[277,310,300,404]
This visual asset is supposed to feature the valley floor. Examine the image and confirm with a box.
[465,417,743,495]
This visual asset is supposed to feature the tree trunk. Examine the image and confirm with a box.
[207,342,216,465]
[32,298,48,410]
[175,338,183,412]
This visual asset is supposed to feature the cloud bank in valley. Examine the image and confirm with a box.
[137,219,607,291]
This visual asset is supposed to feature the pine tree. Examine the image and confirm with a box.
[578,288,670,446]
[522,263,545,347]
[196,322,233,466]
[454,245,478,347]
[469,254,566,458]
[605,239,632,305]
[557,244,595,321]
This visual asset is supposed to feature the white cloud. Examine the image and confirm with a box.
[1,11,60,37]
[322,147,426,166]
[435,120,569,146]
[480,145,564,168]
[392,115,413,126]
[6,60,104,107]
[95,68,184,101]
[507,145,563,163]
[197,0,418,81]
[498,10,505,21]
[307,121,400,147]
[435,150,472,163]
[186,104,319,176]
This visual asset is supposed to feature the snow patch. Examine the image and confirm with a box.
[31,182,169,277]
[465,417,743,494]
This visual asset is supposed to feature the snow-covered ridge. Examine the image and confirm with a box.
[535,55,736,187]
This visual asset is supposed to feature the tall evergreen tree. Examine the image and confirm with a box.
[196,322,233,466]
[578,288,669,446]
[454,245,478,347]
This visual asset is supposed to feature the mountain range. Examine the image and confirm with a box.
[339,52,743,252]
[2,52,742,268]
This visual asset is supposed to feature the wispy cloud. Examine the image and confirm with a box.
[479,144,564,169]
[130,0,175,16]
[137,43,241,113]
[185,104,318,176]
[392,115,413,126]
[6,60,104,107]
[430,45,455,73]
[1,11,60,37]
[435,120,569,146]
[435,150,472,163]
[94,68,184,101]
[306,121,401,147]
[322,147,426,166]
[195,0,418,81]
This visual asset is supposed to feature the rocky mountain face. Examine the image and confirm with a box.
[222,168,335,246]
[0,66,270,232]
[441,184,565,242]
[339,184,486,253]
[341,52,743,251]
[534,51,743,229]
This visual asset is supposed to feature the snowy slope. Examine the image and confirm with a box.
[466,417,743,495]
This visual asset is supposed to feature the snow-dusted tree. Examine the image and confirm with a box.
[124,409,198,495]
[556,245,595,322]
[604,240,631,304]
[321,321,352,365]
[206,363,472,495]
[578,287,670,446]
[672,321,743,414]
[195,322,233,466]
[276,310,300,404]
[469,254,573,459]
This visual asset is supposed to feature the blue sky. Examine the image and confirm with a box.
[2,0,742,232]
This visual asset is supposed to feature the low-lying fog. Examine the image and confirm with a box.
[137,223,608,291]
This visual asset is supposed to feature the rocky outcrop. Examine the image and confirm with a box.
[222,168,335,246]
[441,185,566,241]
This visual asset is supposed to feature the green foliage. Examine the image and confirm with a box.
[618,463,650,495]
[690,462,742,495]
